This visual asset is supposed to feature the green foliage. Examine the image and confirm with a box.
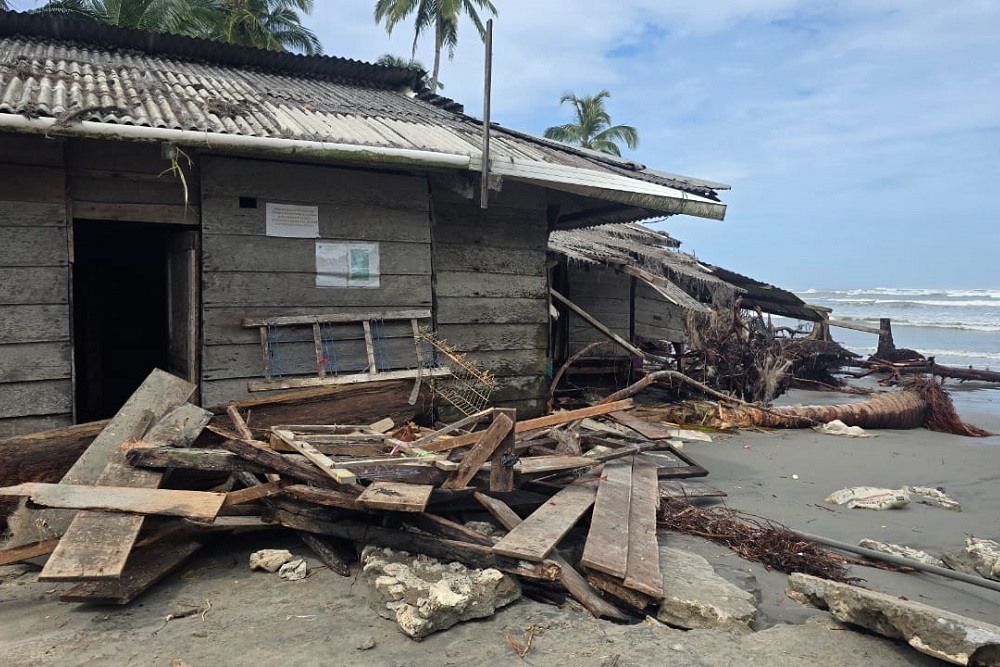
[35,0,321,54]
[544,90,640,157]
[374,0,496,92]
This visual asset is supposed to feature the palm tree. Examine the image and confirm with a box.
[544,90,640,157]
[35,0,218,34]
[36,0,321,54]
[211,0,322,55]
[374,0,496,92]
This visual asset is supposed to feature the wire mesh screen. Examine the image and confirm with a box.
[416,328,496,415]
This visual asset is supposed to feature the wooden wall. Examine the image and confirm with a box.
[431,182,550,416]
[0,134,73,437]
[199,156,434,406]
[564,263,632,357]
[563,263,688,358]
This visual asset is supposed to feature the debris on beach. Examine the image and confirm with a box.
[856,539,943,567]
[826,487,910,511]
[814,419,874,437]
[942,538,1000,582]
[903,485,962,512]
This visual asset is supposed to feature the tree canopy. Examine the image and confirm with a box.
[34,0,322,54]
[544,90,640,157]
[374,0,496,92]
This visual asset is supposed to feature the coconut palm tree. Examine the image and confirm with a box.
[374,0,496,92]
[544,90,640,157]
[211,0,322,55]
[35,0,218,35]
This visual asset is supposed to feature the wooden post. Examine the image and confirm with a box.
[876,318,895,359]
[489,408,516,492]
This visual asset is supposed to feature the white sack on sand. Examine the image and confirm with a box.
[826,486,910,510]
[814,419,875,438]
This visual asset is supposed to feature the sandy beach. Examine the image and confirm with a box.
[1,385,998,667]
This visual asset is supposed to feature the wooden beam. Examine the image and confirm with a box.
[273,509,561,582]
[550,288,645,358]
[1,483,226,522]
[242,310,431,327]
[490,482,598,562]
[622,458,663,598]
[420,399,634,452]
[828,319,887,336]
[272,429,357,485]
[490,408,517,492]
[0,537,60,566]
[475,492,629,622]
[224,479,289,506]
[441,412,514,489]
[126,447,271,474]
[581,459,633,578]
[297,532,353,577]
[219,438,341,488]
[357,482,433,512]
[247,367,452,392]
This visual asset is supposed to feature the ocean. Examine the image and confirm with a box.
[790,288,1000,424]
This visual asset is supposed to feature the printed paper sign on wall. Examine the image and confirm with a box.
[316,241,380,288]
[265,203,319,237]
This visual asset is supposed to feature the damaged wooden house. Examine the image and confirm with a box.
[547,222,822,385]
[0,11,730,438]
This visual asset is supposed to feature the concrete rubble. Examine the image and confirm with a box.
[787,572,1000,666]
[942,537,1000,581]
[361,545,521,639]
[655,545,758,634]
[857,539,943,567]
[249,549,295,573]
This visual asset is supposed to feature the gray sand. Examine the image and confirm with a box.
[2,387,998,666]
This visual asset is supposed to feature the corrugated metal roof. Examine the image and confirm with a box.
[0,11,728,221]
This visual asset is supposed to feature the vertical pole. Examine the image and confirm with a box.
[480,18,493,209]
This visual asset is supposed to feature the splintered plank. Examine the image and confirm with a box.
[59,537,202,604]
[658,479,727,500]
[1,483,226,521]
[40,404,212,581]
[272,429,357,484]
[0,538,60,566]
[6,369,196,547]
[441,412,514,489]
[622,458,663,597]
[607,411,676,440]
[490,482,598,562]
[357,482,433,512]
[475,492,629,622]
[581,459,633,578]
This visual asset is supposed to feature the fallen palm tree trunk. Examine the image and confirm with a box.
[647,379,992,437]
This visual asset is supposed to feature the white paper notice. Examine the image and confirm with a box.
[316,241,380,288]
[265,203,319,238]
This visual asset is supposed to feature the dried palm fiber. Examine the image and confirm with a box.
[658,500,861,582]
[908,377,994,437]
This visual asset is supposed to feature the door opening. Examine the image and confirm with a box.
[73,220,196,421]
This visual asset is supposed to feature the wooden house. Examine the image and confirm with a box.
[548,223,821,371]
[0,12,728,436]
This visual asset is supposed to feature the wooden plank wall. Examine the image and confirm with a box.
[431,182,550,415]
[67,138,200,225]
[199,156,433,406]
[0,134,73,437]
[634,281,687,344]
[564,263,632,357]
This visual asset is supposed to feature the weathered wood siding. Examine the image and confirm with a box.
[431,183,550,415]
[67,138,200,224]
[199,156,433,406]
[565,263,632,357]
[633,281,687,344]
[0,134,72,436]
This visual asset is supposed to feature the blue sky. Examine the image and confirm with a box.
[10,1,1000,290]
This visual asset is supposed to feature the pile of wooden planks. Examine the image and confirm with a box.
[0,370,720,617]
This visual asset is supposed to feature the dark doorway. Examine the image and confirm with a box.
[73,220,175,421]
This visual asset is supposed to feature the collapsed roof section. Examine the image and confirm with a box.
[549,223,820,321]
[0,10,728,229]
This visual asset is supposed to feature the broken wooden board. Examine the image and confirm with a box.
[0,537,60,566]
[489,408,517,492]
[420,399,635,452]
[219,439,340,488]
[40,403,212,582]
[476,491,629,622]
[640,443,709,479]
[224,479,289,506]
[581,459,633,578]
[59,536,202,604]
[586,570,655,612]
[357,482,433,512]
[490,482,598,562]
[272,429,357,484]
[126,447,272,474]
[297,531,353,577]
[622,458,663,598]
[608,411,678,440]
[281,484,364,511]
[1,483,226,522]
[6,369,196,547]
[441,412,514,489]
